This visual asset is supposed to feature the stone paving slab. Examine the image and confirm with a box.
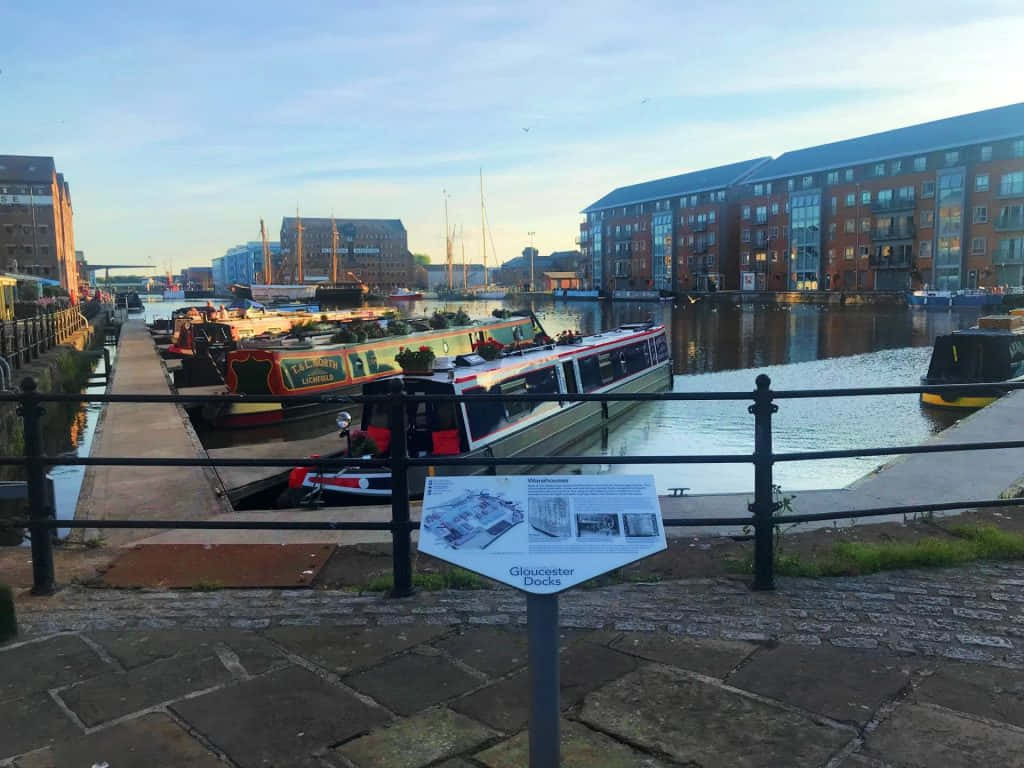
[913,660,1024,728]
[344,652,482,716]
[610,632,757,678]
[0,692,82,759]
[266,625,448,674]
[431,627,529,677]
[725,643,916,725]
[58,651,232,727]
[579,662,852,767]
[87,629,284,674]
[171,665,390,768]
[336,706,498,767]
[0,635,109,703]
[865,701,1024,767]
[450,641,638,731]
[474,719,674,768]
[13,712,222,768]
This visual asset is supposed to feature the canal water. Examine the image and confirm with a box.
[144,296,979,498]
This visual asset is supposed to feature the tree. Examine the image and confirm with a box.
[412,253,432,267]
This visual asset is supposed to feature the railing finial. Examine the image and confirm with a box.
[20,376,37,392]
[755,373,771,390]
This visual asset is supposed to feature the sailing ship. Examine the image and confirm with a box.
[207,313,544,427]
[281,322,672,504]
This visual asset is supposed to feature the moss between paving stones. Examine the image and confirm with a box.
[0,583,15,642]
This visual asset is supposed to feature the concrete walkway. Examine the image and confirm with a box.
[662,387,1024,532]
[8,563,1024,766]
[75,320,228,545]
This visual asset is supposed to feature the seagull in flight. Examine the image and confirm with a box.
[640,96,651,104]
[522,127,530,133]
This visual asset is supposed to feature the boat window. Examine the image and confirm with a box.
[562,361,579,395]
[578,355,603,392]
[598,353,615,384]
[464,386,503,440]
[500,366,559,421]
[654,333,669,362]
[1010,339,1024,380]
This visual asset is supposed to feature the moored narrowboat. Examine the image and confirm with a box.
[920,312,1024,409]
[282,322,672,505]
[210,313,545,427]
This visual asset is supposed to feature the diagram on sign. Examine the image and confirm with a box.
[421,489,525,549]
[419,475,667,594]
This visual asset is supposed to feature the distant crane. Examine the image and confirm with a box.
[259,218,272,283]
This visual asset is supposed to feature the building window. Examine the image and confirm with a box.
[922,181,936,198]
[914,156,927,172]
[976,174,990,192]
[40,245,48,255]
[844,246,854,259]
[891,160,902,174]
[755,205,767,224]
[709,211,716,222]
[827,171,839,185]
[860,245,870,258]
[972,237,986,255]
[981,145,993,162]
[742,206,750,220]
[770,202,779,215]
[873,163,886,177]
[975,206,988,223]
[845,219,855,233]
[708,232,716,245]
[787,179,795,192]
[741,229,751,242]
[690,195,697,206]
[1013,139,1024,158]
[1000,172,1024,196]
[802,175,814,188]
[846,193,855,207]
[828,248,835,261]
[945,150,960,166]
[754,184,763,196]
[861,190,871,204]
[830,196,837,215]
[24,245,32,254]
[844,169,854,182]
[861,218,871,233]
[770,226,779,239]
[920,210,935,227]
[828,222,836,240]
[920,240,933,259]
[742,251,750,264]
[688,215,695,224]
[6,245,14,255]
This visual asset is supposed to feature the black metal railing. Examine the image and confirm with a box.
[871,197,916,212]
[4,375,1024,597]
[0,307,91,370]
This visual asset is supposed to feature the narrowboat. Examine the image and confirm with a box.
[388,289,423,300]
[281,322,672,505]
[209,313,545,428]
[920,313,1024,409]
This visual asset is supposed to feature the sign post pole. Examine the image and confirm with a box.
[527,593,559,768]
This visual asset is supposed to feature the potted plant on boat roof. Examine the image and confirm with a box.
[555,329,583,345]
[473,337,504,360]
[395,345,436,374]
[429,311,450,329]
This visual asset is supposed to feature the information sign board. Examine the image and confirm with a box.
[418,475,666,593]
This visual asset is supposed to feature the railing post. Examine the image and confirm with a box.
[19,377,55,595]
[748,374,778,591]
[389,378,414,597]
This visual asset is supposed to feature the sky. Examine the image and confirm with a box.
[3,0,1024,274]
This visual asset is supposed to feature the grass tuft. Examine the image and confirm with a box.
[729,525,1024,578]
[363,567,491,593]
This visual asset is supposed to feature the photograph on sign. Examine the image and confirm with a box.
[419,475,666,593]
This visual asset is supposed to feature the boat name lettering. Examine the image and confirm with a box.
[287,357,341,375]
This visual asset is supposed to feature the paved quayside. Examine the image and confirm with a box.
[75,319,229,545]
[8,563,1024,766]
[661,386,1024,532]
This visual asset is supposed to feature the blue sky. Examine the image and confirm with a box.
[3,1,1023,273]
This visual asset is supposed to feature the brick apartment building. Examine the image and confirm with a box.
[279,217,414,288]
[736,101,1024,292]
[0,155,78,298]
[579,159,770,292]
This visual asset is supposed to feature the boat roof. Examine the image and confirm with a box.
[398,324,664,386]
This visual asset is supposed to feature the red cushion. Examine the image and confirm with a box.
[365,426,391,455]
[431,429,460,455]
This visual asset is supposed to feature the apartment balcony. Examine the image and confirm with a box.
[754,216,768,225]
[872,225,916,241]
[872,197,916,212]
[993,251,1024,265]
[743,260,770,273]
[693,243,709,255]
[999,187,1024,199]
[691,221,708,232]
[869,254,913,270]
[995,214,1024,231]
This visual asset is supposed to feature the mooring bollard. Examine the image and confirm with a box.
[749,374,777,591]
[19,377,55,595]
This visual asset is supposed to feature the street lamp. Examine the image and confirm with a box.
[528,231,536,291]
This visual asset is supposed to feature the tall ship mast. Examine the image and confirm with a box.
[479,169,487,285]
[259,218,271,283]
[331,215,339,284]
[295,208,304,284]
